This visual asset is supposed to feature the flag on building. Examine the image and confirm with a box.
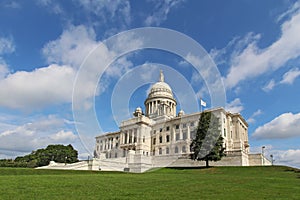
[200,99,206,107]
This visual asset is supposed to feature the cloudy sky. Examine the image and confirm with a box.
[0,0,299,168]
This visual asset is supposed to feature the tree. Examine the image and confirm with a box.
[14,144,78,167]
[190,111,226,167]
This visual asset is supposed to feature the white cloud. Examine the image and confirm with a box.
[226,98,243,113]
[280,67,300,84]
[247,109,263,124]
[262,79,276,92]
[274,149,300,168]
[0,25,142,110]
[36,0,64,14]
[0,37,15,55]
[42,25,98,68]
[253,112,300,139]
[0,116,77,153]
[49,130,77,142]
[144,0,185,26]
[77,0,131,28]
[262,68,300,92]
[0,60,9,79]
[250,145,300,169]
[0,37,14,79]
[2,1,21,9]
[224,4,300,89]
[0,64,75,110]
[277,1,300,23]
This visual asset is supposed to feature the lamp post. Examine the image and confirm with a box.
[262,146,265,166]
[64,156,67,165]
[270,154,274,166]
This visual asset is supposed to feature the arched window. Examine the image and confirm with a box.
[175,146,178,153]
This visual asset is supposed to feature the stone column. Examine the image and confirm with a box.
[127,132,129,144]
[120,133,123,145]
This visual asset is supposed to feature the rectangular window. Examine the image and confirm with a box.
[190,121,195,127]
[166,126,170,131]
[159,136,163,143]
[183,131,187,140]
[160,128,163,132]
[175,124,179,129]
[182,123,187,128]
[166,135,170,142]
[176,133,180,141]
[153,138,156,145]
[224,128,226,137]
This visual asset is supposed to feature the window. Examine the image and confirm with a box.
[182,146,186,153]
[190,130,196,139]
[190,121,195,127]
[166,147,169,154]
[153,150,155,156]
[175,124,179,129]
[176,133,180,141]
[166,126,170,131]
[183,131,187,140]
[115,143,119,148]
[153,138,156,145]
[159,148,162,155]
[224,128,226,137]
[159,136,163,143]
[175,146,179,153]
[143,136,145,143]
[166,135,170,142]
[153,130,156,134]
[160,128,163,132]
[115,153,118,158]
[182,123,187,128]
[124,133,128,144]
[123,149,126,157]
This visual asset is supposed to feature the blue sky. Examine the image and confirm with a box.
[0,0,300,168]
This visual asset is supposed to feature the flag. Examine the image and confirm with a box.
[200,99,206,107]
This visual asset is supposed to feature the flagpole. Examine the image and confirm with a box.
[200,98,202,112]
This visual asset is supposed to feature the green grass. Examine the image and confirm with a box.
[0,166,299,200]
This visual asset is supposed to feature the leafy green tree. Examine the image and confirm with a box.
[13,144,78,167]
[190,111,226,167]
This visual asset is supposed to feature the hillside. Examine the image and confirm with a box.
[0,166,299,199]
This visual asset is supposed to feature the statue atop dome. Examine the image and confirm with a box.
[159,70,164,82]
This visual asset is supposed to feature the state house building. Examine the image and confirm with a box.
[93,71,270,172]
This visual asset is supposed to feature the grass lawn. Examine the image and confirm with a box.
[0,166,299,199]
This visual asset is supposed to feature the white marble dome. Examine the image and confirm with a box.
[148,81,173,98]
